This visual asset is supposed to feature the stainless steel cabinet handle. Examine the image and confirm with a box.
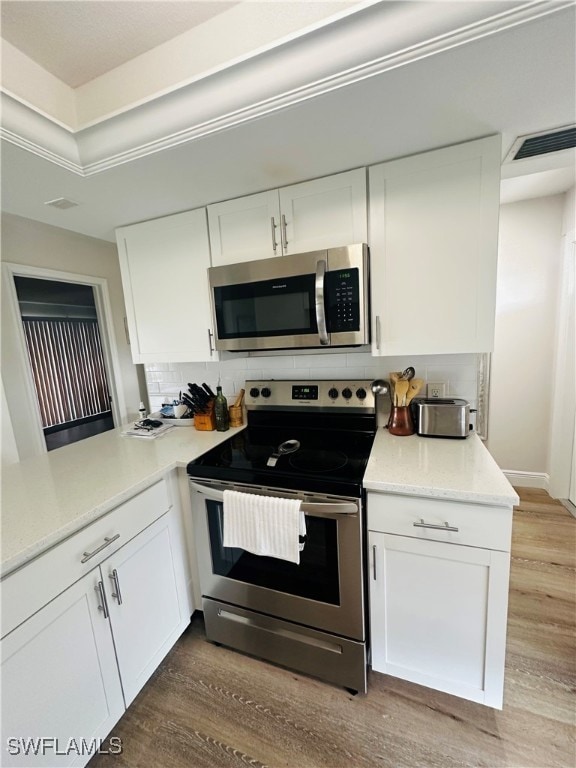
[413,519,459,533]
[372,544,377,580]
[207,328,215,356]
[81,534,120,563]
[109,569,122,605]
[315,259,329,346]
[281,214,288,251]
[95,581,109,619]
[375,315,381,352]
[270,217,278,253]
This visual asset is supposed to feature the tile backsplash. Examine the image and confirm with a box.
[145,350,481,428]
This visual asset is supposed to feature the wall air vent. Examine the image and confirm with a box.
[507,126,576,162]
[44,197,79,210]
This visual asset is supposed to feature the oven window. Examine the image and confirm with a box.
[206,501,340,605]
[214,274,317,339]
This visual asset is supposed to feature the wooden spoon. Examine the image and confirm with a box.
[394,379,409,407]
[405,378,424,404]
[389,371,402,405]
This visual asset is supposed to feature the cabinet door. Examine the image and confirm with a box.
[369,136,501,356]
[1,572,124,767]
[116,209,216,363]
[369,531,509,708]
[103,511,188,707]
[279,168,367,255]
[208,190,281,266]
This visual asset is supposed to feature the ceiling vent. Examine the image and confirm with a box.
[44,197,79,210]
[505,125,576,163]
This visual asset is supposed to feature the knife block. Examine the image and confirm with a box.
[194,402,216,431]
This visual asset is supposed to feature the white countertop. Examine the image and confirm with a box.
[2,423,518,578]
[364,430,519,506]
[1,424,244,578]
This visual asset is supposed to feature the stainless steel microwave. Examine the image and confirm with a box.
[208,244,370,352]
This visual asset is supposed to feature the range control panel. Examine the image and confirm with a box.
[246,380,375,412]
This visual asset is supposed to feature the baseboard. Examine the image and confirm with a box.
[561,499,576,519]
[504,471,550,490]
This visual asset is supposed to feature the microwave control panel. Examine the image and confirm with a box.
[325,268,360,332]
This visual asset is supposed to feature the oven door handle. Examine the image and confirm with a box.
[189,480,358,516]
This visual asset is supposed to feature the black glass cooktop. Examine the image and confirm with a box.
[187,414,376,497]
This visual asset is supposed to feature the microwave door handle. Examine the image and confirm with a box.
[315,259,329,346]
[189,480,357,516]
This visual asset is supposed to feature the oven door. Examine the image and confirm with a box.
[190,479,365,641]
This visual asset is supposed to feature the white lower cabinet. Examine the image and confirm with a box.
[1,571,124,768]
[368,492,512,708]
[1,500,190,767]
[103,512,186,706]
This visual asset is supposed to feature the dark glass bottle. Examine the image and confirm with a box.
[214,386,229,432]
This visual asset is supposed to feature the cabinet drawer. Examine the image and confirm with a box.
[367,492,512,552]
[1,479,171,639]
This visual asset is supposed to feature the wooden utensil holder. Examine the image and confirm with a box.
[229,404,244,427]
[194,402,216,431]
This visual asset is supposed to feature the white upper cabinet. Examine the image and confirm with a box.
[369,135,501,356]
[116,209,217,363]
[207,190,281,265]
[279,169,367,255]
[208,168,367,266]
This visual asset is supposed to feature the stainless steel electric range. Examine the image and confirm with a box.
[187,379,377,693]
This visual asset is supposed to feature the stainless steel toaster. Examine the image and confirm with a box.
[410,398,472,439]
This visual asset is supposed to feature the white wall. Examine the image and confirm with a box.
[548,187,575,499]
[1,213,142,460]
[145,351,480,428]
[487,194,565,481]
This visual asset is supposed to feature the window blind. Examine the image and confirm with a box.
[22,318,111,428]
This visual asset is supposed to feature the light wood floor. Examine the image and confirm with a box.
[90,489,575,768]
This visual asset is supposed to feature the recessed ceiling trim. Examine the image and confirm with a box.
[2,0,573,178]
[1,126,84,176]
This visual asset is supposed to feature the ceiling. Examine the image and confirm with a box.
[0,1,239,87]
[1,1,575,242]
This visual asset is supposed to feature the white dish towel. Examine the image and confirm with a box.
[222,490,306,565]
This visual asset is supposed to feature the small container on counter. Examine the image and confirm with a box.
[388,405,414,436]
[229,388,245,427]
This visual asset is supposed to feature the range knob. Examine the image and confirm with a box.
[328,387,339,400]
[342,387,353,400]
[249,387,260,398]
[261,387,272,398]
[356,387,367,400]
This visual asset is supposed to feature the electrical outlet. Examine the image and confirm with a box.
[427,382,446,399]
